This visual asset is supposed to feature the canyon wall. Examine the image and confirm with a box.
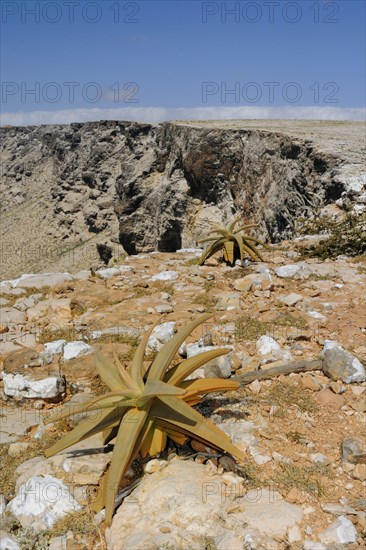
[1,120,364,278]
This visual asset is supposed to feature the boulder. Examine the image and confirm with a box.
[342,436,366,464]
[11,272,74,289]
[106,460,303,550]
[322,341,365,383]
[146,322,176,353]
[256,335,293,364]
[151,271,179,282]
[7,475,81,530]
[319,516,357,545]
[3,372,65,399]
[63,341,93,361]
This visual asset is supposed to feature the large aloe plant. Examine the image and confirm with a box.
[44,314,244,525]
[198,214,268,266]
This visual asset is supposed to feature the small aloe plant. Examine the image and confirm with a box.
[44,314,244,525]
[198,214,268,266]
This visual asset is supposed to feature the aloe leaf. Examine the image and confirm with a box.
[224,240,235,264]
[242,238,265,261]
[153,418,188,445]
[104,407,149,524]
[197,236,220,244]
[44,407,127,458]
[234,223,259,233]
[151,396,245,461]
[242,236,270,249]
[180,378,239,396]
[94,350,125,391]
[112,350,140,392]
[92,417,149,515]
[199,238,226,265]
[128,321,159,389]
[228,214,241,233]
[148,425,167,457]
[102,424,119,445]
[142,379,186,399]
[164,349,230,386]
[147,313,213,382]
[139,418,156,458]
[240,241,262,261]
[235,234,244,262]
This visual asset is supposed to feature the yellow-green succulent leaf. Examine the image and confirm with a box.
[112,350,140,392]
[135,379,186,407]
[241,235,270,249]
[240,241,261,261]
[151,396,244,461]
[228,214,241,233]
[147,313,212,381]
[102,424,119,445]
[139,418,156,458]
[197,236,220,244]
[44,407,126,458]
[234,234,245,262]
[104,407,150,525]
[242,238,265,261]
[128,320,159,389]
[143,379,186,398]
[180,378,239,400]
[148,425,167,457]
[199,238,227,265]
[94,349,125,391]
[234,223,259,233]
[164,348,230,386]
[224,240,235,264]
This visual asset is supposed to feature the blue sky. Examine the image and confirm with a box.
[1,0,365,124]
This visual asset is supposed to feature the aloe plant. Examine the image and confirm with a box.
[198,214,268,266]
[44,314,244,525]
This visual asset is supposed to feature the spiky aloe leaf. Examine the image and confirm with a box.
[146,313,212,381]
[44,407,125,457]
[151,396,244,461]
[104,407,149,524]
[94,350,125,391]
[223,240,235,264]
[199,237,227,265]
[128,320,159,389]
[165,348,230,385]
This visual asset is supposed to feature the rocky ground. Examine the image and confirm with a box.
[0,239,365,549]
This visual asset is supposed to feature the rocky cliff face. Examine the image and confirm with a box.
[0,120,364,279]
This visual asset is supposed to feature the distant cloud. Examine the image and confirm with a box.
[1,106,365,126]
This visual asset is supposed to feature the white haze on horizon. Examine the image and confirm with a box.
[1,106,365,126]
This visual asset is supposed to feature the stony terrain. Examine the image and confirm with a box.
[1,120,365,280]
[0,240,365,549]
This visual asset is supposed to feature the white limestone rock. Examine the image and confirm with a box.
[7,475,81,530]
[275,264,301,278]
[3,373,65,399]
[2,272,74,289]
[0,532,20,550]
[256,335,293,364]
[319,515,357,545]
[96,266,133,279]
[39,340,67,365]
[151,271,179,282]
[106,460,303,550]
[146,322,176,353]
[63,341,93,361]
[322,340,366,383]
